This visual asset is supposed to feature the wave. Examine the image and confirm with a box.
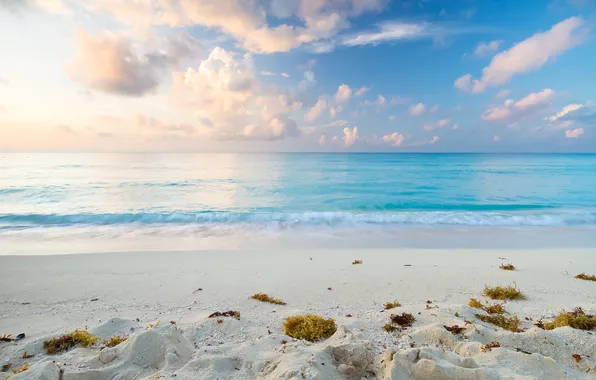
[1,210,596,228]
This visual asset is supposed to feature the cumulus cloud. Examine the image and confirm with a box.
[546,104,584,122]
[67,30,201,96]
[473,40,502,57]
[408,102,426,117]
[318,133,327,145]
[382,132,405,146]
[343,126,358,147]
[171,46,301,140]
[423,119,450,131]
[565,128,584,138]
[355,86,369,96]
[335,84,352,104]
[455,17,586,93]
[482,88,555,122]
[495,89,511,99]
[79,0,387,54]
[305,97,328,121]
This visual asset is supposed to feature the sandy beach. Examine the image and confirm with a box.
[1,248,595,379]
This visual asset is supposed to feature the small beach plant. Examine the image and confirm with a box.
[283,315,337,342]
[483,284,526,300]
[251,293,287,305]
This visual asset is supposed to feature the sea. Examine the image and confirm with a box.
[1,153,596,254]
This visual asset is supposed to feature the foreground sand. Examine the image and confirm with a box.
[0,249,595,379]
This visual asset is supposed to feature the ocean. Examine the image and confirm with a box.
[2,153,596,254]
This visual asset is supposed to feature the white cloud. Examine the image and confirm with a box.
[329,105,343,118]
[281,72,290,78]
[474,40,502,57]
[456,17,586,93]
[389,115,396,121]
[305,97,328,121]
[355,86,369,96]
[423,119,450,131]
[482,88,556,121]
[382,132,405,146]
[343,21,475,47]
[343,126,358,147]
[565,128,584,138]
[493,135,501,142]
[260,71,276,76]
[335,84,352,104]
[67,30,201,96]
[408,102,426,117]
[318,134,327,145]
[376,95,387,106]
[495,89,511,99]
[452,123,459,130]
[430,105,439,113]
[171,46,301,140]
[546,104,584,122]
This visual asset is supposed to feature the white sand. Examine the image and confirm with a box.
[1,248,595,379]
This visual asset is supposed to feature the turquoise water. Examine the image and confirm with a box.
[1,153,596,252]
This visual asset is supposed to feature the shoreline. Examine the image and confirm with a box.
[1,248,595,379]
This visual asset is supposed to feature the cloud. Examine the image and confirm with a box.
[67,30,201,96]
[390,96,410,105]
[382,132,405,146]
[452,123,459,130]
[493,135,500,142]
[80,0,387,54]
[260,71,276,76]
[456,17,586,93]
[342,21,476,47]
[474,40,502,57]
[281,72,290,78]
[408,102,426,117]
[0,0,69,14]
[423,119,450,131]
[430,105,439,113]
[305,97,328,121]
[565,128,584,138]
[546,104,584,122]
[406,135,439,147]
[482,88,556,121]
[318,133,327,145]
[355,86,369,96]
[56,124,76,134]
[388,115,396,121]
[495,89,511,99]
[135,114,196,136]
[171,46,301,140]
[343,126,358,147]
[335,84,352,104]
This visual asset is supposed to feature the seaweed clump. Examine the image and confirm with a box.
[390,313,416,328]
[102,335,127,347]
[499,263,516,271]
[384,300,401,310]
[482,341,501,352]
[251,293,287,305]
[383,324,396,332]
[483,284,526,300]
[352,260,363,265]
[209,311,241,320]
[11,364,29,375]
[283,315,337,342]
[475,314,523,332]
[539,307,596,331]
[443,325,466,334]
[43,330,98,355]
[575,273,596,282]
[468,298,506,314]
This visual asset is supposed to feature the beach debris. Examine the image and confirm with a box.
[454,312,460,317]
[169,321,176,325]
[1,363,11,372]
[146,320,160,330]
[575,273,596,282]
[383,324,396,332]
[217,319,223,324]
[16,333,25,341]
[468,298,506,314]
[383,300,401,310]
[390,313,416,328]
[538,307,596,331]
[283,314,337,342]
[499,263,516,271]
[483,284,526,300]
[193,288,203,293]
[482,342,501,352]
[20,302,30,305]
[280,340,287,345]
[43,329,98,354]
[403,264,412,267]
[251,293,287,305]
[21,351,34,359]
[209,311,240,320]
[0,334,14,342]
[102,335,127,347]
[352,260,363,265]
[327,287,332,291]
[475,314,523,332]
[443,325,466,334]
[310,257,312,261]
[572,354,582,363]
[90,298,99,302]
[345,314,352,318]
[12,363,29,375]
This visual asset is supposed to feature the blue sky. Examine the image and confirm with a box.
[0,0,595,152]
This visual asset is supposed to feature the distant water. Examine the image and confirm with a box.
[2,153,596,253]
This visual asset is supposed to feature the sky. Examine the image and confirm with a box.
[0,0,595,152]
